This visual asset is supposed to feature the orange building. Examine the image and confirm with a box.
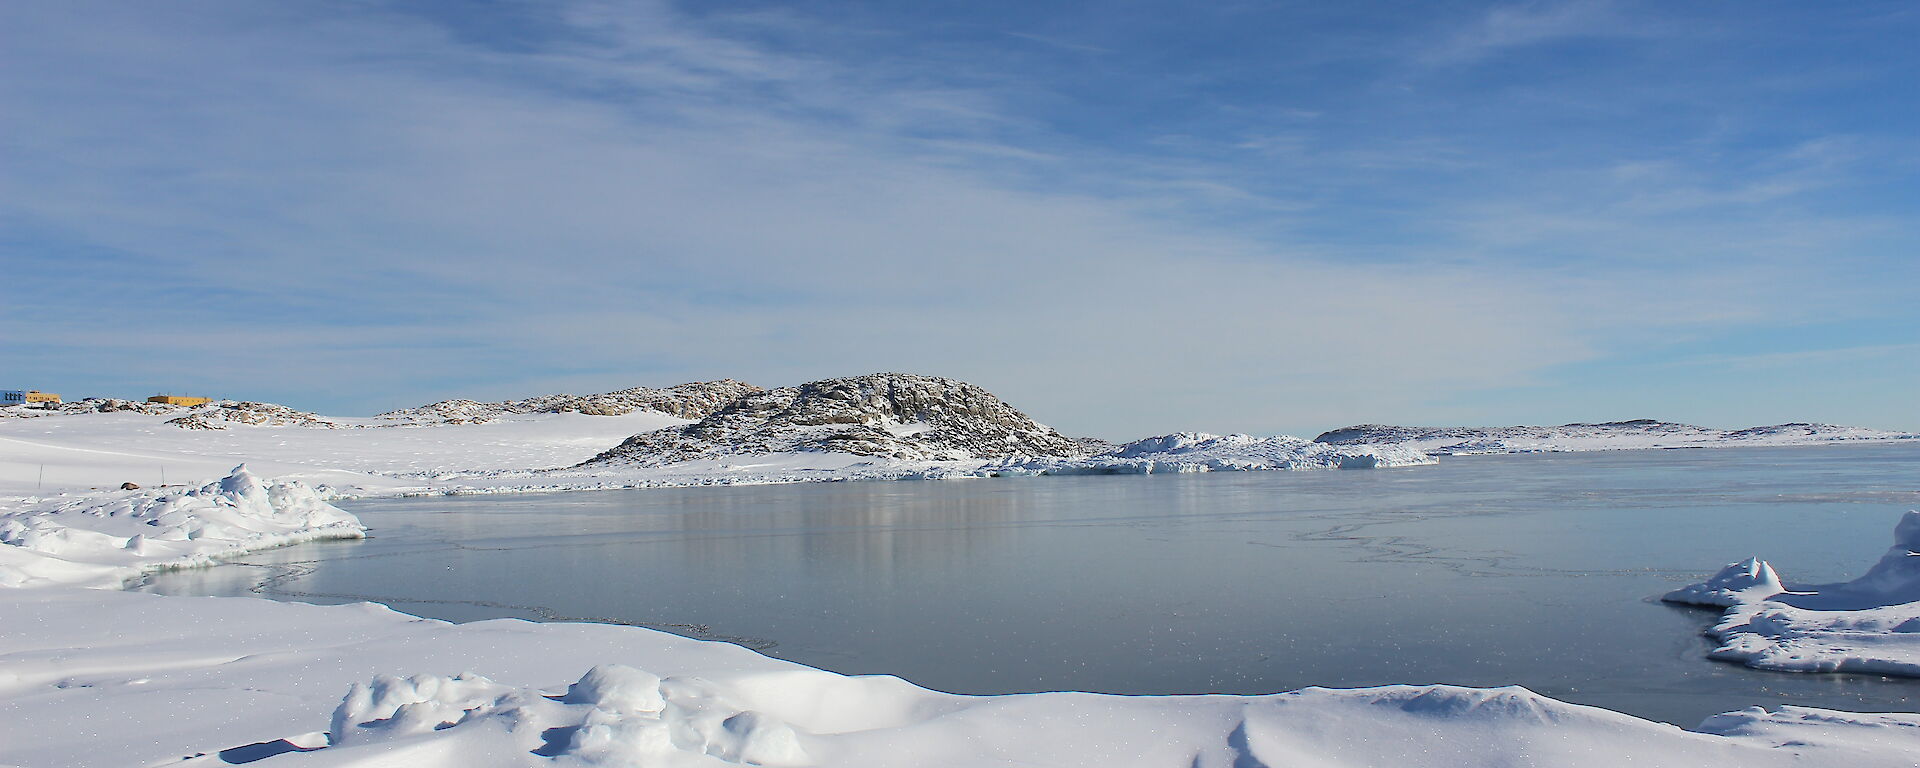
[23,391,60,404]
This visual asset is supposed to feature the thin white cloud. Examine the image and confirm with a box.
[1421,0,1647,66]
[1,1,1912,437]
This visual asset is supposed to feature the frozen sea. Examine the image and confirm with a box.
[140,443,1920,726]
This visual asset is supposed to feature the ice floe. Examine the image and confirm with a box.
[1665,510,1920,676]
[0,464,364,588]
[997,432,1437,475]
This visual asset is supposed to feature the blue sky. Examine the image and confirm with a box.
[2,1,1915,438]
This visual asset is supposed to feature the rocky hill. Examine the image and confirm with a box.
[0,398,340,429]
[580,373,1084,466]
[1314,419,1918,455]
[379,380,761,425]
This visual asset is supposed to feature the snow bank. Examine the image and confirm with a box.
[329,665,809,765]
[0,465,364,588]
[998,432,1436,475]
[1317,420,1919,456]
[7,587,1920,767]
[1663,511,1920,676]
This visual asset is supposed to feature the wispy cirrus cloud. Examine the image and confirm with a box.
[1419,0,1650,65]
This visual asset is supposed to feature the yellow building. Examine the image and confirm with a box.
[148,395,212,407]
[23,391,60,403]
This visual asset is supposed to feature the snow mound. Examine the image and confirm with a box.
[1000,432,1436,475]
[0,465,364,588]
[1663,510,1920,675]
[237,662,1920,767]
[1662,557,1785,607]
[328,666,807,765]
[10,586,1920,767]
[1315,420,1918,455]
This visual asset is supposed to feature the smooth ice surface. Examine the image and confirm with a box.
[144,444,1920,726]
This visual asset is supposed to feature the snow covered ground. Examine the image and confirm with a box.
[9,567,1920,765]
[4,421,1920,763]
[1316,419,1919,456]
[1665,511,1920,677]
[0,410,1434,500]
[0,410,689,497]
[5,400,1913,501]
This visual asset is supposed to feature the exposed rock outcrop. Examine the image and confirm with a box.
[166,401,343,430]
[580,373,1083,466]
[380,380,761,425]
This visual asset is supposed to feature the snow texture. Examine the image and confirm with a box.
[7,585,1920,767]
[0,465,365,588]
[1664,511,1920,676]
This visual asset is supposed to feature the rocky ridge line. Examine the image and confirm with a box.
[379,380,762,425]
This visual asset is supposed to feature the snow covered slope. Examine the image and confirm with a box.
[379,379,761,424]
[1315,419,1918,455]
[0,410,690,496]
[6,585,1920,767]
[582,373,1084,466]
[1664,511,1920,677]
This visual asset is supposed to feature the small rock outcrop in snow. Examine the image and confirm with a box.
[1315,419,1917,455]
[581,373,1085,466]
[380,380,762,425]
[1662,510,1920,676]
[165,401,343,430]
[0,398,175,418]
[0,398,342,429]
[0,465,364,588]
[1000,431,1436,475]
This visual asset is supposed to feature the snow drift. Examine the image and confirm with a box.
[0,465,364,588]
[8,584,1920,767]
[1664,510,1920,676]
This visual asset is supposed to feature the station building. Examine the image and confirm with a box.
[148,395,213,407]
